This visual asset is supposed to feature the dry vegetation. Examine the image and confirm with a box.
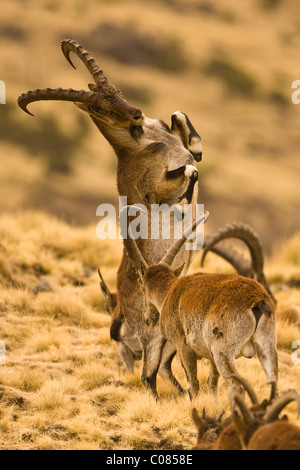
[0,211,299,450]
[0,0,299,450]
[0,0,299,244]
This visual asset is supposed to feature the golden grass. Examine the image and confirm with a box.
[0,211,299,450]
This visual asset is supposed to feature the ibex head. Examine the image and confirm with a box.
[18,39,144,129]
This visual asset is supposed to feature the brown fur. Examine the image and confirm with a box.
[99,270,184,393]
[143,265,278,399]
[247,421,300,450]
[19,41,203,398]
[192,381,276,451]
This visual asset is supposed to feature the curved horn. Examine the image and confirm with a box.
[229,386,254,425]
[229,374,259,405]
[202,222,264,275]
[17,87,100,116]
[61,39,108,87]
[216,410,225,422]
[119,205,149,271]
[201,223,276,303]
[203,241,252,276]
[264,390,300,423]
[159,211,210,267]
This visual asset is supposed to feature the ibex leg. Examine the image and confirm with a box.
[158,342,185,395]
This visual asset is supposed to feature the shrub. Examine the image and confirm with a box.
[0,103,89,173]
[78,23,188,72]
[204,56,257,97]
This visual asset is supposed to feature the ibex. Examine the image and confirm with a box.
[98,268,141,373]
[229,383,300,450]
[192,375,299,450]
[100,223,276,376]
[123,215,279,399]
[18,39,204,397]
[98,266,187,393]
[211,374,277,451]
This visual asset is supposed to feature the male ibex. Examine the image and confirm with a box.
[192,375,299,450]
[98,266,187,394]
[123,215,278,399]
[229,383,300,450]
[17,40,204,397]
[99,223,276,377]
[98,268,141,373]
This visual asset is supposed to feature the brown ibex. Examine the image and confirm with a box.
[98,266,189,394]
[229,383,300,450]
[17,39,204,397]
[192,375,299,450]
[123,215,278,399]
[98,268,141,373]
[99,223,276,377]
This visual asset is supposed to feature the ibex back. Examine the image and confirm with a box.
[123,215,278,399]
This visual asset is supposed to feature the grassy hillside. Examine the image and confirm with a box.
[0,0,299,450]
[0,211,299,450]
[0,0,299,247]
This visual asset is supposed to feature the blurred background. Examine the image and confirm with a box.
[0,0,299,252]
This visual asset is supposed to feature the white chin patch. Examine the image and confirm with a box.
[184,165,198,178]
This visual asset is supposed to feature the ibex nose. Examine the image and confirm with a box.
[193,151,202,162]
[131,109,144,124]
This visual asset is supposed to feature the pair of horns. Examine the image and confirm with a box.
[202,223,276,303]
[17,39,143,124]
[229,377,300,425]
[120,205,209,270]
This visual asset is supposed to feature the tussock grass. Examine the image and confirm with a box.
[0,212,299,450]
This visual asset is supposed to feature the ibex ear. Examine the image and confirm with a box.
[100,283,110,300]
[173,263,185,277]
[98,268,110,300]
[171,111,202,162]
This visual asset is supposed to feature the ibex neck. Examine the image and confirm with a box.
[90,116,137,157]
[145,265,176,312]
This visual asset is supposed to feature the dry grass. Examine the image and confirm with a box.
[0,0,299,450]
[0,211,299,450]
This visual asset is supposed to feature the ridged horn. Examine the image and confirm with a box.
[202,222,264,275]
[17,87,99,116]
[119,205,149,271]
[229,374,259,405]
[159,211,210,267]
[264,390,300,423]
[201,222,276,303]
[61,39,108,87]
[229,386,254,425]
[204,242,251,276]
